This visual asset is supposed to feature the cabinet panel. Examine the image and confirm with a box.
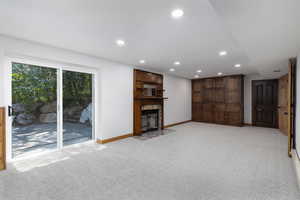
[215,104,226,123]
[225,112,242,125]
[192,103,203,121]
[193,92,204,103]
[226,77,240,91]
[225,91,241,104]
[204,89,215,103]
[191,75,244,126]
[204,79,215,89]
[215,78,225,88]
[135,70,162,84]
[215,89,225,103]
[193,80,205,91]
[202,103,214,122]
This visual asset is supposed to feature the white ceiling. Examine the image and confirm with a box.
[0,0,299,79]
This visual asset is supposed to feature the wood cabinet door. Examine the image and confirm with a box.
[204,79,215,89]
[215,89,225,103]
[225,76,241,104]
[225,104,242,126]
[226,76,241,91]
[215,104,226,123]
[193,79,204,91]
[202,103,214,122]
[192,103,203,121]
[215,78,225,89]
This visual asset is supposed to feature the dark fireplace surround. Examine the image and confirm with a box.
[141,105,162,132]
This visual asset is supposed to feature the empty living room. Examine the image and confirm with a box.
[1,0,300,199]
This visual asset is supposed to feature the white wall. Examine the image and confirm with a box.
[164,75,191,125]
[0,35,192,142]
[0,35,133,141]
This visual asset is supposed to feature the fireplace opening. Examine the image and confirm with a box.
[141,109,159,132]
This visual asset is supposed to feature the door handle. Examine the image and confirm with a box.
[8,106,13,117]
[284,112,288,115]
[257,108,263,112]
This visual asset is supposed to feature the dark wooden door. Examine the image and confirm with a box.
[252,80,278,128]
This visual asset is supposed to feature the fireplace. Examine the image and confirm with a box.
[141,109,159,132]
[133,69,167,135]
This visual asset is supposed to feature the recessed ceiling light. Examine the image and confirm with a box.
[139,60,146,64]
[194,75,199,78]
[219,51,227,56]
[116,39,125,47]
[171,9,184,18]
[174,61,181,66]
[169,68,175,72]
[218,72,223,76]
[234,64,241,68]
[197,70,202,73]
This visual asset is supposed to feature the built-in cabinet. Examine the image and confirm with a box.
[134,69,167,135]
[0,107,6,170]
[192,75,244,126]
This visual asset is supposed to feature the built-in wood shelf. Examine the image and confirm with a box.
[134,97,168,100]
[134,69,166,135]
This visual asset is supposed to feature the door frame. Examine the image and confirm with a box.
[4,56,98,162]
[251,79,279,128]
[288,58,297,157]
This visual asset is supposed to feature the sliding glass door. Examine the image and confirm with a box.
[9,61,94,159]
[11,62,58,158]
[62,70,93,146]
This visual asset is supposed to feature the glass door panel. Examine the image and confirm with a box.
[11,62,58,158]
[62,70,93,146]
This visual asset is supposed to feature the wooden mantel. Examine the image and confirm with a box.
[133,69,167,135]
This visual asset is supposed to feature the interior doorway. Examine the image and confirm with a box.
[252,79,278,128]
[7,59,95,160]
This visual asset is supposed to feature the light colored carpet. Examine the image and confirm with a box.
[0,122,299,200]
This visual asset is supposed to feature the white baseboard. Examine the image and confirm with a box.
[292,150,300,190]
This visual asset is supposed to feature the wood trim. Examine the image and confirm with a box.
[164,120,192,128]
[288,58,297,157]
[243,123,252,126]
[96,133,133,144]
[0,107,6,171]
[192,74,244,80]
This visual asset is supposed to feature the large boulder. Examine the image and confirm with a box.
[80,103,92,124]
[15,113,35,125]
[40,101,57,113]
[63,106,83,122]
[64,106,83,116]
[39,113,57,123]
[12,104,26,113]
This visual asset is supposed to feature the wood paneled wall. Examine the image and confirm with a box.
[0,107,6,170]
[192,75,244,126]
